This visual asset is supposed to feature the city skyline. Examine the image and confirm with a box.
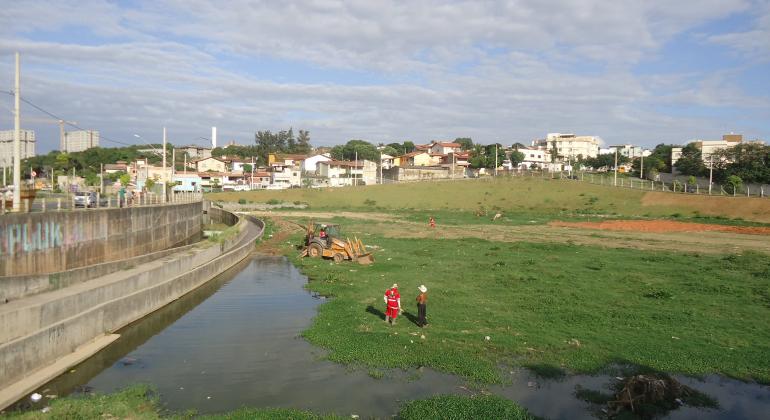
[0,0,769,153]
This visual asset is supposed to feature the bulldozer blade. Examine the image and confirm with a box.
[357,253,374,265]
[298,248,308,258]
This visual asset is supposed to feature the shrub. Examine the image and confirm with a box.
[725,175,743,195]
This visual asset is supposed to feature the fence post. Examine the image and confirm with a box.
[57,197,61,211]
[96,192,100,208]
[747,186,750,197]
[42,198,46,212]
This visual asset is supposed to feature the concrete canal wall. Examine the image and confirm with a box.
[0,206,263,410]
[0,202,203,277]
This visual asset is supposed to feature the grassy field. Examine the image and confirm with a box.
[5,385,533,420]
[215,177,770,385]
[280,228,770,384]
[208,177,770,223]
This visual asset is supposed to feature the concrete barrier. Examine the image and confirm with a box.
[0,202,202,277]
[0,207,263,409]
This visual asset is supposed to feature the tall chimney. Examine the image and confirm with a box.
[211,126,217,149]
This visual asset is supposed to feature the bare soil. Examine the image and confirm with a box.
[549,219,770,235]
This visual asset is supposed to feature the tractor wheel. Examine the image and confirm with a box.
[308,243,323,258]
[333,253,344,263]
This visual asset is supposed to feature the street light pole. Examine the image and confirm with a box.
[12,52,21,211]
[708,154,713,195]
[162,127,167,203]
[613,148,618,186]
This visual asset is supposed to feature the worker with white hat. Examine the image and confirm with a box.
[416,285,428,327]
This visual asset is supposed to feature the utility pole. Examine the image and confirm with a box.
[162,127,167,203]
[251,156,255,189]
[640,153,644,180]
[355,150,358,186]
[494,144,498,177]
[613,148,618,187]
[708,154,713,195]
[100,163,104,195]
[12,52,21,212]
[379,151,383,185]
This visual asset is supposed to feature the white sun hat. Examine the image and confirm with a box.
[418,285,427,293]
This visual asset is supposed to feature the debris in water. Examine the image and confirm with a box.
[527,381,537,388]
[608,374,710,416]
[120,357,137,366]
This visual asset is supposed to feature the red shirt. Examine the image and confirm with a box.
[385,289,400,309]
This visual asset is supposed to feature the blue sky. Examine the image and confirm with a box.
[0,0,768,153]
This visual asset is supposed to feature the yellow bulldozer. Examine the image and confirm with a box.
[299,222,374,264]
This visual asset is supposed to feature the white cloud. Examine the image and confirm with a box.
[0,0,767,152]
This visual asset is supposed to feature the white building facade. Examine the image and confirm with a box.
[0,129,36,166]
[63,130,99,153]
[533,133,601,161]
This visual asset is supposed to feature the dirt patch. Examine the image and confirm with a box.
[550,219,770,235]
[641,192,770,223]
[254,217,305,255]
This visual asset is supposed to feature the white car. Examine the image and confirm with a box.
[233,185,250,191]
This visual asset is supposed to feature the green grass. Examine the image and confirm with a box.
[207,177,770,223]
[5,386,534,420]
[398,395,535,420]
[286,230,770,384]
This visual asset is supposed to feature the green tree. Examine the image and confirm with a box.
[725,175,743,195]
[585,153,628,170]
[509,150,525,167]
[243,163,253,173]
[296,130,312,154]
[331,140,380,161]
[119,173,131,186]
[381,146,399,157]
[713,143,770,183]
[648,144,674,173]
[674,143,706,176]
[455,137,473,151]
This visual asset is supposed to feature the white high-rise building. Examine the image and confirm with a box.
[211,126,217,149]
[0,129,36,167]
[63,130,99,153]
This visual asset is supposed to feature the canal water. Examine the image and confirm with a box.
[20,255,770,418]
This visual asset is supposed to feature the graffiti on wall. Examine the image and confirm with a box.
[0,221,64,256]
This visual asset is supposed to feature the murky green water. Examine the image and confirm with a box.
[17,256,769,418]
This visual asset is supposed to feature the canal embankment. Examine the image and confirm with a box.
[0,203,263,410]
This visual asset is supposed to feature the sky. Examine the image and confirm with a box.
[0,0,769,153]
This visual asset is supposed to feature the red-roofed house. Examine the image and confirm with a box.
[317,160,377,186]
[429,141,462,155]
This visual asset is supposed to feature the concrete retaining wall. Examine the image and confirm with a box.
[0,202,202,277]
[0,208,262,407]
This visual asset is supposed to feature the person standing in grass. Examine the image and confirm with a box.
[429,216,436,228]
[416,285,428,327]
[384,283,401,325]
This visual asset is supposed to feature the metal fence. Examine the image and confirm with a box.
[1,190,204,215]
[510,170,770,198]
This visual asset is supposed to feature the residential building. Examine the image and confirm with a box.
[104,162,128,174]
[268,153,308,166]
[230,159,254,173]
[429,141,462,155]
[317,160,377,187]
[533,133,601,161]
[397,151,437,167]
[271,162,302,188]
[62,130,99,153]
[0,129,36,166]
[194,157,227,173]
[691,134,744,160]
[380,154,395,170]
[248,171,272,189]
[608,144,645,159]
[516,147,549,169]
[176,145,212,160]
[302,153,332,172]
[172,173,202,192]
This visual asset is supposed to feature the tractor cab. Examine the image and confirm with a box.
[306,223,341,248]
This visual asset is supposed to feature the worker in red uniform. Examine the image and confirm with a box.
[384,283,401,325]
[429,216,436,228]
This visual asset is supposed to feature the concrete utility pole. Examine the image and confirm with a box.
[355,150,358,186]
[100,163,104,195]
[640,154,644,180]
[13,52,21,212]
[379,151,383,185]
[613,148,618,187]
[708,154,713,195]
[162,127,167,203]
[494,144,498,177]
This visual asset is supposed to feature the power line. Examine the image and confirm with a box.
[0,89,136,147]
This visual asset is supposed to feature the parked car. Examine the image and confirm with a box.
[73,191,107,208]
[233,184,250,191]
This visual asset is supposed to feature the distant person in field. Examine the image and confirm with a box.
[429,216,436,228]
[384,283,401,325]
[416,285,428,327]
